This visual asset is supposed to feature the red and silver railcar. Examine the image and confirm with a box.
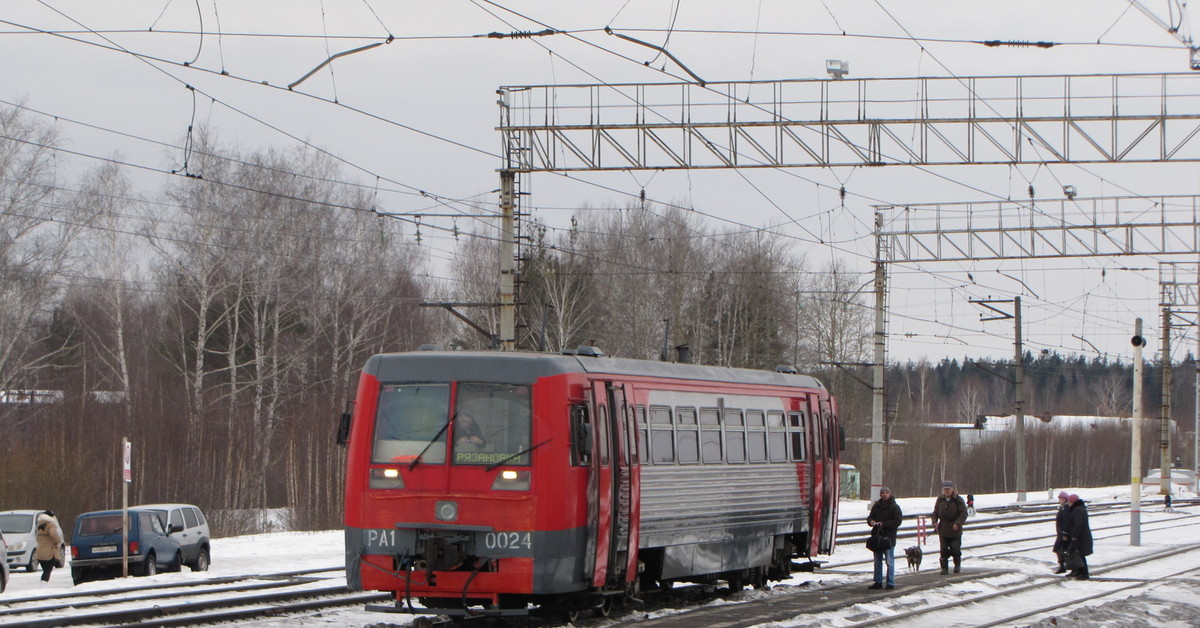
[342,349,841,617]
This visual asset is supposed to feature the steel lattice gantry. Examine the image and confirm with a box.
[498,73,1200,172]
[877,195,1200,263]
[875,196,1200,503]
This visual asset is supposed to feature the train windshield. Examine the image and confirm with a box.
[372,384,451,464]
[452,382,532,466]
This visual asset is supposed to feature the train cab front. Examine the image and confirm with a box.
[343,374,585,617]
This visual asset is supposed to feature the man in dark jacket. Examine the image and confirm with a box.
[1052,491,1070,573]
[867,487,903,590]
[1065,494,1093,580]
[933,480,968,574]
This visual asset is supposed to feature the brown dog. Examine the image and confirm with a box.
[905,546,923,573]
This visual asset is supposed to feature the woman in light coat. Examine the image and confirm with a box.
[34,511,65,584]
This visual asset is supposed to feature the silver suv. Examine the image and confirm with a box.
[135,504,211,571]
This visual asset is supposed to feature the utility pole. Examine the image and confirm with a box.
[1160,306,1172,494]
[1131,318,1145,546]
[1155,261,1200,493]
[870,213,887,502]
[498,170,516,351]
[1014,296,1026,503]
[969,297,1026,502]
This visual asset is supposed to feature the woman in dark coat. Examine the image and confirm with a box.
[1065,494,1093,580]
[866,487,903,590]
[1052,491,1070,573]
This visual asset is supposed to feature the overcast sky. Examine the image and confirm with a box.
[3,1,1200,363]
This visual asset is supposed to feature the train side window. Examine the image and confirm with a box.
[714,408,741,464]
[700,428,722,463]
[699,408,720,425]
[750,431,769,461]
[766,410,786,461]
[677,428,699,463]
[651,428,675,463]
[634,405,648,462]
[810,411,822,459]
[747,409,768,462]
[727,430,747,463]
[789,412,808,461]
[650,406,672,424]
[746,410,765,426]
[676,407,697,424]
[598,405,611,465]
[825,413,837,458]
[627,422,640,465]
[570,404,591,466]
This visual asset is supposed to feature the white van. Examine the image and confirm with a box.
[135,504,211,571]
[0,510,45,572]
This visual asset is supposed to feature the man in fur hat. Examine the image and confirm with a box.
[933,481,968,574]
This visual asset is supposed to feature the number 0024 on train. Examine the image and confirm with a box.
[340,349,842,618]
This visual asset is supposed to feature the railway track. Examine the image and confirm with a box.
[598,502,1200,628]
[843,543,1200,627]
[2,500,1192,627]
[0,566,387,627]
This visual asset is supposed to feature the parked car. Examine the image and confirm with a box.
[0,532,9,592]
[135,504,211,571]
[70,509,183,584]
[0,510,45,572]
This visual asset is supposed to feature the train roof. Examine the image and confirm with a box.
[363,351,826,391]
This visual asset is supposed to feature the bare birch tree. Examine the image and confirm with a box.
[0,106,90,391]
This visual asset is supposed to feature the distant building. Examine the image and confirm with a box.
[951,414,1178,452]
[0,389,63,404]
[1,389,127,404]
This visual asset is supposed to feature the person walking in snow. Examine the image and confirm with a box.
[866,487,903,590]
[1052,491,1071,573]
[34,510,65,584]
[1064,494,1093,580]
[933,480,968,574]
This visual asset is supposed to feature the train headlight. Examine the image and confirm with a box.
[369,467,405,489]
[435,500,459,521]
[491,470,531,491]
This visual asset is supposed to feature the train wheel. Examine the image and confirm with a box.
[726,572,745,592]
[751,567,769,590]
[413,617,435,628]
[596,596,615,618]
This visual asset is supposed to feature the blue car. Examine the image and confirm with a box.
[70,509,184,584]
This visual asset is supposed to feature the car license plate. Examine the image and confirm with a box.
[92,545,117,554]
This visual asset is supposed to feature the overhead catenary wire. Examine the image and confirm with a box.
[4,2,1190,360]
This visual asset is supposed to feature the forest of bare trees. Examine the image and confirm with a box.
[0,105,1193,536]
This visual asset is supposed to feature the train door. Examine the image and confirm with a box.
[804,398,824,558]
[588,381,638,589]
[817,399,839,554]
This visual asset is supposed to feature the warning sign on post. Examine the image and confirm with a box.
[123,439,131,483]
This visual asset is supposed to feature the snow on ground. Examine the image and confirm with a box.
[2,482,1199,627]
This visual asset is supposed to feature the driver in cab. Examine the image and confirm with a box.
[455,413,487,450]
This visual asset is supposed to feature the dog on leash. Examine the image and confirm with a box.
[904,546,923,573]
